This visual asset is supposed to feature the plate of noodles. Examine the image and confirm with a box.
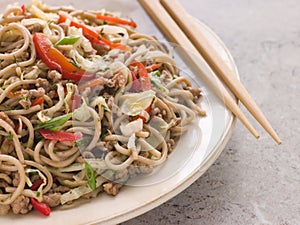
[0,0,237,224]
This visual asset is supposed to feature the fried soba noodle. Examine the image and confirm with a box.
[0,0,205,216]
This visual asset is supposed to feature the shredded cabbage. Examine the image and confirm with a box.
[128,133,138,160]
[119,90,155,116]
[73,98,91,122]
[120,118,143,136]
[60,176,106,205]
[30,4,59,31]
[90,96,110,112]
[64,83,75,113]
[150,72,169,94]
[26,168,47,202]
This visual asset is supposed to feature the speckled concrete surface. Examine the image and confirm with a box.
[122,0,300,224]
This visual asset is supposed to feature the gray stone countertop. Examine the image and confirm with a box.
[122,0,300,224]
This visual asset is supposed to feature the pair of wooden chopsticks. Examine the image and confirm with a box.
[138,0,281,144]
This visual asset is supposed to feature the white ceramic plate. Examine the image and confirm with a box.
[0,1,238,224]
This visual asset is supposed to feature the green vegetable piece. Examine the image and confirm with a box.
[151,70,161,77]
[85,162,96,191]
[7,131,14,141]
[54,36,80,46]
[13,55,20,66]
[35,113,73,131]
[149,72,169,93]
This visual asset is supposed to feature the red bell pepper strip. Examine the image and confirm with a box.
[130,104,152,123]
[30,179,44,191]
[58,14,129,51]
[69,94,81,112]
[78,77,105,92]
[30,178,51,216]
[58,13,67,24]
[96,14,137,28]
[30,176,56,191]
[145,105,151,113]
[99,35,130,51]
[38,129,83,142]
[69,20,109,47]
[21,5,26,15]
[130,61,152,91]
[33,33,94,81]
[30,179,50,216]
[130,71,140,92]
[146,63,162,72]
[30,198,51,216]
[70,20,129,50]
[31,97,44,107]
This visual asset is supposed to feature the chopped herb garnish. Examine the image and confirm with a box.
[13,55,20,67]
[34,113,73,131]
[54,36,80,46]
[36,192,41,197]
[7,132,13,141]
[150,71,169,93]
[28,171,38,175]
[50,84,57,90]
[69,58,81,69]
[152,70,161,77]
[101,104,110,112]
[75,139,86,147]
[100,133,108,141]
[20,95,28,101]
[100,28,104,36]
[85,162,96,190]
[114,87,122,97]
[5,105,14,111]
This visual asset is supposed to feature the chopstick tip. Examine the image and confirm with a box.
[276,138,282,145]
[269,130,282,145]
[251,129,260,139]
